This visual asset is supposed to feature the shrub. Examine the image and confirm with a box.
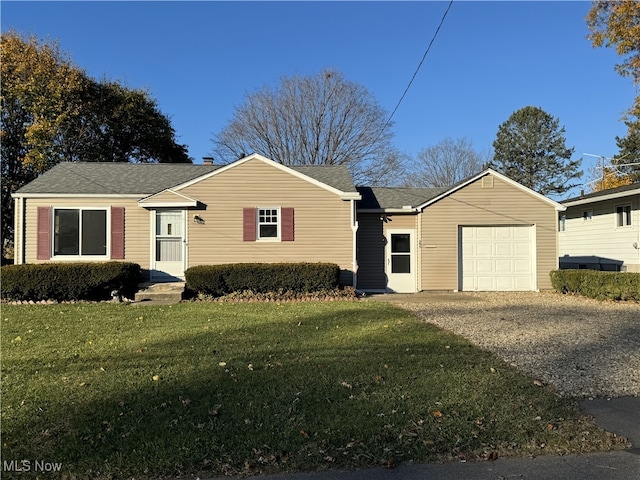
[185,263,341,297]
[1,262,141,302]
[550,269,640,301]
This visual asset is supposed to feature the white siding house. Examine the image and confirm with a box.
[559,184,640,272]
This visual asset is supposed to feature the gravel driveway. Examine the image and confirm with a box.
[380,291,640,399]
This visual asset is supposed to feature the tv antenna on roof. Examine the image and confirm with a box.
[583,152,639,180]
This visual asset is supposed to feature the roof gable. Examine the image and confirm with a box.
[138,189,199,207]
[415,169,566,212]
[172,153,360,199]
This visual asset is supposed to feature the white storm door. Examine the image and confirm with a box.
[385,230,416,293]
[152,209,186,280]
[460,225,535,291]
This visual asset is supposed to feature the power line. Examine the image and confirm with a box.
[375,0,454,144]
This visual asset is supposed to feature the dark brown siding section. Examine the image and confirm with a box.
[356,214,386,290]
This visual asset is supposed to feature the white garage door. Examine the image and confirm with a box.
[460,226,535,291]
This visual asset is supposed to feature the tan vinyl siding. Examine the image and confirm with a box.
[179,158,354,280]
[23,198,150,268]
[420,175,558,290]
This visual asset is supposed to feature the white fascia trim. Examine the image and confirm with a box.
[12,193,143,199]
[357,208,420,213]
[138,201,198,208]
[138,189,199,207]
[171,153,359,199]
[563,189,640,207]
[340,192,362,201]
[415,169,567,212]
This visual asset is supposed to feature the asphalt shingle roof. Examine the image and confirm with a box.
[357,186,448,209]
[16,163,220,195]
[16,161,358,195]
[562,182,640,204]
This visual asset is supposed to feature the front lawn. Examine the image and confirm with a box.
[1,302,623,479]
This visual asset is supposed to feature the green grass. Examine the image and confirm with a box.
[1,302,623,479]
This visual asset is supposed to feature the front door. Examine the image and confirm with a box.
[152,209,186,281]
[385,229,416,293]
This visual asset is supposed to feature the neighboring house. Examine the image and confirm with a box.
[558,183,640,272]
[13,154,565,292]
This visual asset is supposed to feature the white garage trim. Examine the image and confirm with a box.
[459,225,537,291]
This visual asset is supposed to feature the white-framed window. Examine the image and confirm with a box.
[616,204,632,227]
[53,207,108,257]
[257,207,280,240]
[558,213,566,232]
[582,209,593,222]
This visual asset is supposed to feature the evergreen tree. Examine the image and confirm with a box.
[491,106,582,196]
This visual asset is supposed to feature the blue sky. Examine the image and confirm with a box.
[2,1,635,196]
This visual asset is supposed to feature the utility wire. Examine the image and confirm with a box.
[374,0,454,144]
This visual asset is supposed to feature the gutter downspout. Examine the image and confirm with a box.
[13,196,25,264]
[351,199,359,288]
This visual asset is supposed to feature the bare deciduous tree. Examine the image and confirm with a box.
[404,137,488,187]
[211,69,399,185]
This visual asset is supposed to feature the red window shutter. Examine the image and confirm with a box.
[281,207,294,241]
[36,207,51,260]
[243,208,256,241]
[110,207,125,259]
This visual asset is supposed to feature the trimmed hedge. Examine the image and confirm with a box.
[550,269,640,301]
[185,263,341,296]
[1,262,141,302]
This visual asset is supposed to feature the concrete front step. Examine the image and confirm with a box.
[134,282,185,304]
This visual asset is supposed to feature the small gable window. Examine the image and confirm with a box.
[616,204,632,227]
[54,208,107,257]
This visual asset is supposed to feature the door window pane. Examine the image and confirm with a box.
[82,210,107,255]
[391,234,410,253]
[54,209,79,255]
[156,238,182,262]
[156,211,182,236]
[392,255,411,273]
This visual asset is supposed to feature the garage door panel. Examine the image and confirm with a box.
[461,226,535,291]
[476,259,493,273]
[495,243,513,256]
[477,276,494,290]
[495,259,512,272]
[515,277,533,290]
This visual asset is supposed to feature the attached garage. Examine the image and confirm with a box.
[460,225,535,291]
[356,170,565,293]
